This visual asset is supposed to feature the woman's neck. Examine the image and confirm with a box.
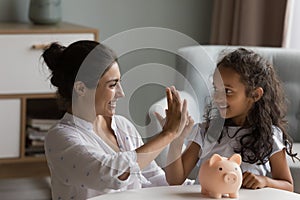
[94,115,119,151]
[95,115,112,131]
[67,106,96,123]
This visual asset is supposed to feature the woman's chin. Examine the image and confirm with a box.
[97,110,115,117]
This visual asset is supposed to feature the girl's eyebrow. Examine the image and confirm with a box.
[212,82,233,88]
[223,84,234,88]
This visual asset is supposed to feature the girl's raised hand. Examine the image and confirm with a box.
[155,110,194,141]
[178,114,194,141]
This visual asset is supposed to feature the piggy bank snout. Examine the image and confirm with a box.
[223,172,238,184]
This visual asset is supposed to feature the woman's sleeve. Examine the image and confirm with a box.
[123,117,169,187]
[141,160,169,187]
[117,116,169,187]
[45,126,141,191]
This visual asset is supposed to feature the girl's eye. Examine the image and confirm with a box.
[225,88,233,95]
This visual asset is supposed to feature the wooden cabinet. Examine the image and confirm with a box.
[0,98,21,159]
[0,22,98,178]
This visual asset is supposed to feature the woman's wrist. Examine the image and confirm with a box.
[161,129,177,140]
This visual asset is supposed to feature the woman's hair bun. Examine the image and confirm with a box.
[42,42,66,72]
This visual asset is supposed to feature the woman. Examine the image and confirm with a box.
[42,40,189,199]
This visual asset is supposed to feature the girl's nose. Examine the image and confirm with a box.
[213,90,226,103]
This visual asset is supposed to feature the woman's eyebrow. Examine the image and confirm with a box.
[105,79,119,84]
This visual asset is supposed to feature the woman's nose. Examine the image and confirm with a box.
[116,83,125,98]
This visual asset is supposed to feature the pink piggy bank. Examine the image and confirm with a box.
[198,153,242,199]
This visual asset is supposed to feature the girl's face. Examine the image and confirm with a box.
[94,62,125,117]
[213,65,255,125]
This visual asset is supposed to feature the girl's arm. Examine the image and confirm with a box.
[242,149,294,192]
[165,140,200,185]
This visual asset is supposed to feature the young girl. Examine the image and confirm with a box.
[164,48,298,192]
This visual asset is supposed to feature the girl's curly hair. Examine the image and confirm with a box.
[204,48,297,164]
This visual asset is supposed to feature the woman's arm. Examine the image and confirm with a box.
[96,86,189,182]
[45,129,140,191]
[242,149,294,192]
[134,87,189,169]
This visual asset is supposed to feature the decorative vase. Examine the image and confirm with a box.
[29,0,62,25]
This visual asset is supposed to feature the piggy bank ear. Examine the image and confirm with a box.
[209,154,223,166]
[229,154,242,166]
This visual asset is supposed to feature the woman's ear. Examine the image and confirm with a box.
[74,81,86,96]
[253,87,264,102]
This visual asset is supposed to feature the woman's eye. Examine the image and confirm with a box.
[110,82,118,88]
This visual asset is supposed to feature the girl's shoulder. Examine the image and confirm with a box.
[189,122,206,141]
[193,122,206,130]
[271,125,285,146]
[271,125,283,138]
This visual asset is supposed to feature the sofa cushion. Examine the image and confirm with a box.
[287,143,300,193]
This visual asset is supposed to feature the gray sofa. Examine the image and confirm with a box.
[149,45,300,193]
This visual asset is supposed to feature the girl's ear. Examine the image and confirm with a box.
[74,81,86,96]
[253,87,264,102]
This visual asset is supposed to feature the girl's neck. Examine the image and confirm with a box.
[225,118,252,128]
[225,119,242,126]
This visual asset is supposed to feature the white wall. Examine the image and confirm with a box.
[63,0,212,42]
[0,0,213,43]
[0,0,213,136]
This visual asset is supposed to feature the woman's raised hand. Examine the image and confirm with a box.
[162,86,190,138]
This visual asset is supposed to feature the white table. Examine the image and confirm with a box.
[88,185,300,200]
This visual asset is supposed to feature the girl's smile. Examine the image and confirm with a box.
[213,65,255,126]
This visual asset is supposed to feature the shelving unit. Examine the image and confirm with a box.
[0,22,98,178]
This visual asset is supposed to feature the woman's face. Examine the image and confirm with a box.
[213,65,255,125]
[94,62,124,117]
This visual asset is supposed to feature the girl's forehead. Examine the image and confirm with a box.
[213,66,243,86]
